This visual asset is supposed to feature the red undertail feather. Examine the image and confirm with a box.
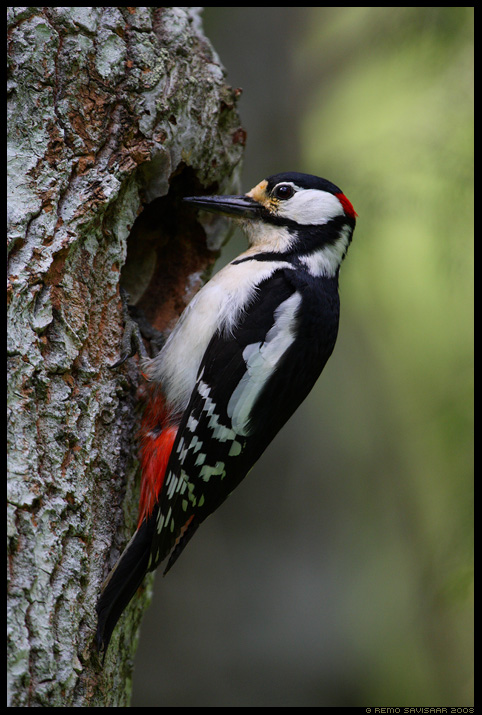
[138,390,177,528]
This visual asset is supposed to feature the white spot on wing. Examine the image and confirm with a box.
[200,461,225,482]
[195,452,207,466]
[187,415,199,432]
[227,291,302,436]
[229,440,242,457]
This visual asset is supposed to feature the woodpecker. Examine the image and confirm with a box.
[96,171,357,655]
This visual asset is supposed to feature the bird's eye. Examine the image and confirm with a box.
[273,183,295,200]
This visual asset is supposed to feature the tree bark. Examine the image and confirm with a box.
[7,7,245,706]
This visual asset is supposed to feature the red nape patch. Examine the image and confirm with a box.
[336,192,357,219]
[138,392,178,528]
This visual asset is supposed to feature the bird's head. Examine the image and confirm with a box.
[184,172,357,275]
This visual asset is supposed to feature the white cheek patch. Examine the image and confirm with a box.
[227,291,302,436]
[277,188,345,225]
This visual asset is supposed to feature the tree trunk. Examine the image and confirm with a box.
[7,7,244,706]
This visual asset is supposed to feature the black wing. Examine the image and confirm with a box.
[148,268,340,572]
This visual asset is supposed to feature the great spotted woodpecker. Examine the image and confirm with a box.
[96,172,357,655]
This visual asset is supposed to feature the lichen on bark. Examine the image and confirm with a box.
[7,6,244,706]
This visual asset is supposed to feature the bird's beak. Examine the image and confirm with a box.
[183,194,262,219]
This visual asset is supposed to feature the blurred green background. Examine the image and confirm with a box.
[132,7,473,706]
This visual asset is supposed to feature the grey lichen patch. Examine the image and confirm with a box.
[95,32,127,80]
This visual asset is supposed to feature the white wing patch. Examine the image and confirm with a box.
[227,291,302,436]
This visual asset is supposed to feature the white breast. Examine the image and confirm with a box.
[147,256,294,415]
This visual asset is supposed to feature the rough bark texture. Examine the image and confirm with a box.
[7,7,244,706]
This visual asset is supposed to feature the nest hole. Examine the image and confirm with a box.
[120,166,220,338]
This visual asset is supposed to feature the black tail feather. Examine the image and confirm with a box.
[163,517,200,575]
[96,516,155,657]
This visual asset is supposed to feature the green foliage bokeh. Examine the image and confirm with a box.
[133,7,473,706]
